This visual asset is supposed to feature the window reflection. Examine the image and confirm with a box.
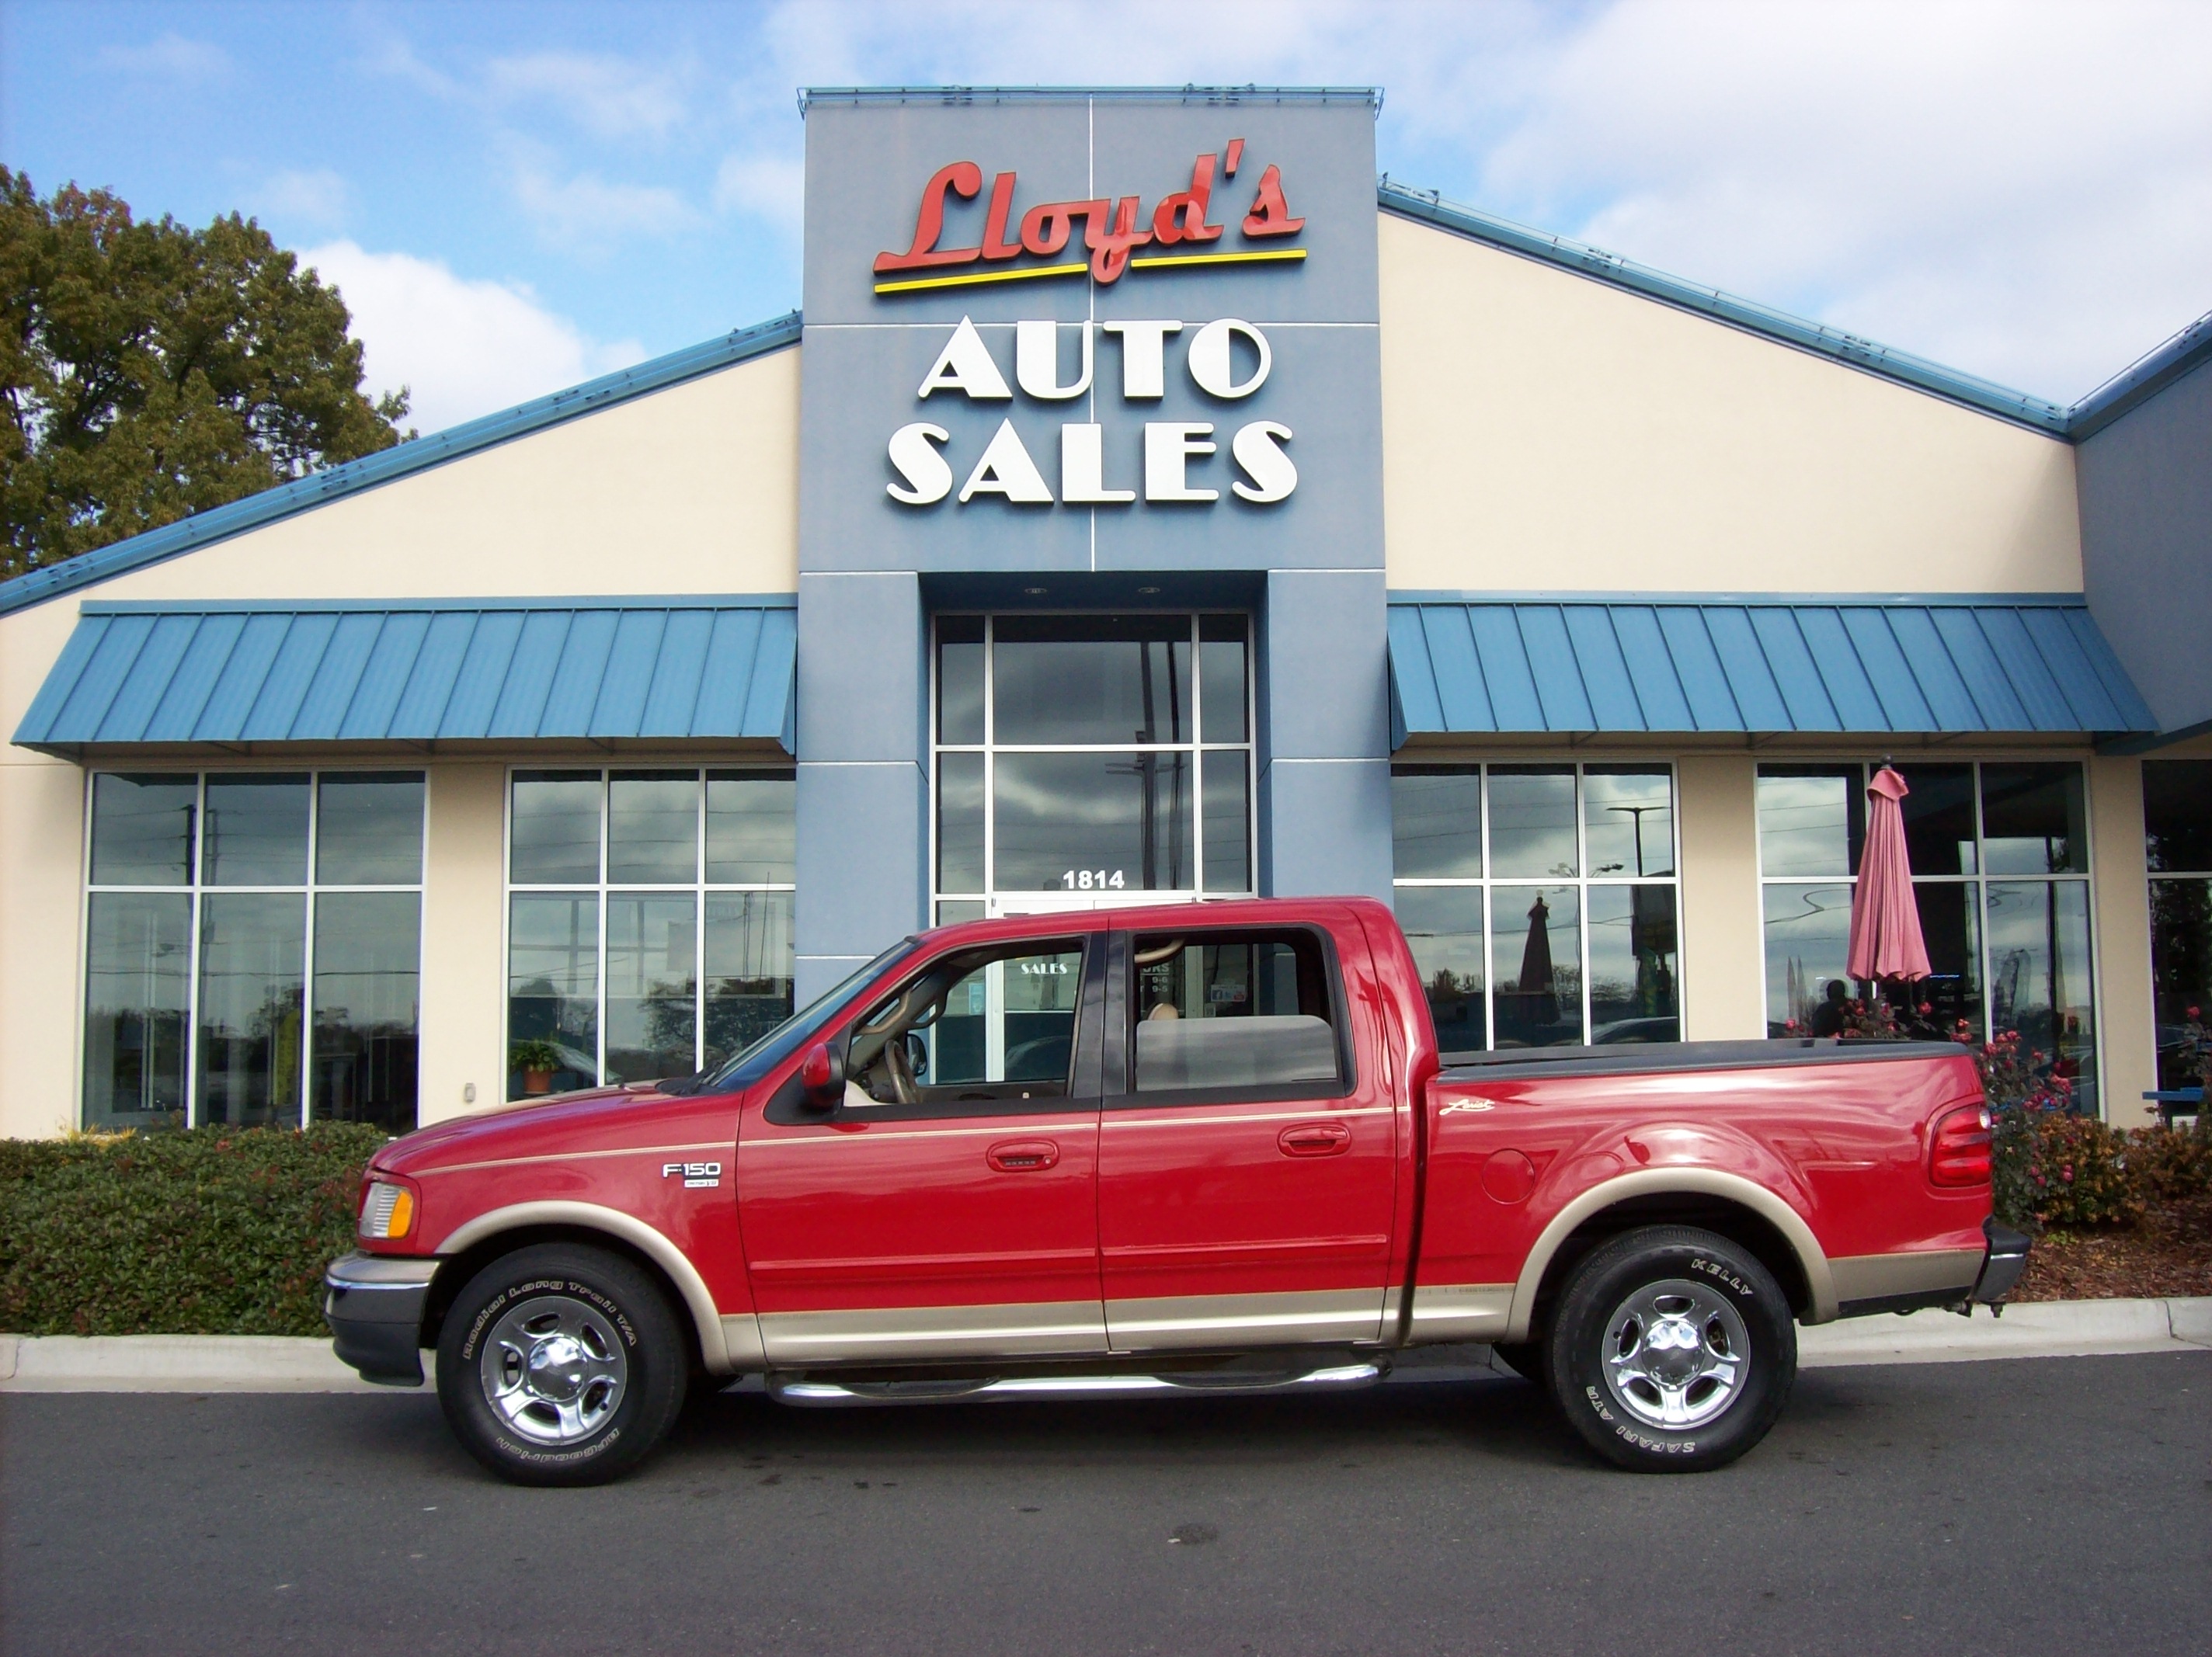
[1584,769,1674,878]
[1755,766,1863,878]
[1763,882,1854,1036]
[1492,885,1581,1047]
[1389,769,1483,880]
[312,891,420,1131]
[316,775,425,886]
[82,891,191,1131]
[1395,884,1485,1053]
[607,772,698,884]
[1488,768,1577,879]
[993,751,1191,892]
[89,774,195,886]
[1589,884,1678,1042]
[202,776,309,887]
[604,894,697,1083]
[508,894,599,1095]
[512,772,602,884]
[2151,877,2212,1089]
[197,892,306,1127]
[1981,764,2085,874]
[993,615,1190,745]
[1987,880,2096,1112]
[1894,763,1976,877]
[704,892,795,1068]
[707,772,796,884]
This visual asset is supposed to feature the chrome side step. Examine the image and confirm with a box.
[769,1361,1386,1408]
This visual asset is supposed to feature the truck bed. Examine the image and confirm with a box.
[1436,1037,1969,1082]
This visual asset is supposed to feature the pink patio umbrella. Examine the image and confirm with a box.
[1846,766,1932,985]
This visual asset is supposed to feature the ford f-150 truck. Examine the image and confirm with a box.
[326,898,2027,1484]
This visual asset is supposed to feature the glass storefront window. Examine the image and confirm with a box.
[81,771,424,1132]
[506,767,795,1097]
[932,613,1253,916]
[2144,761,2212,1090]
[1756,760,2095,1113]
[1392,763,1680,1050]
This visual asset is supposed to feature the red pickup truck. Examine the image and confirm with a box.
[326,898,2026,1485]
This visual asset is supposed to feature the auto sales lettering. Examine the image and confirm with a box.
[875,141,1303,513]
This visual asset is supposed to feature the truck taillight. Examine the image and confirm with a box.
[1929,1105,1993,1186]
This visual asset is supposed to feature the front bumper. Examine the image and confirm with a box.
[324,1251,438,1386]
[1970,1218,2033,1306]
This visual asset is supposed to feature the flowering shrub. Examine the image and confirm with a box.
[1949,1025,2135,1229]
[2124,1124,2212,1204]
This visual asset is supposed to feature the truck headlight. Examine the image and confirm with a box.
[360,1179,417,1241]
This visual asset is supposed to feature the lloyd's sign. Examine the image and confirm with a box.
[798,91,1383,577]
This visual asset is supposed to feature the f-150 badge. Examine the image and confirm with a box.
[663,1162,723,1189]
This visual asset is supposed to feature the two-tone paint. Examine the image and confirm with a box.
[348,897,1999,1382]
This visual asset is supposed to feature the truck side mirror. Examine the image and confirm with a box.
[799,1041,845,1110]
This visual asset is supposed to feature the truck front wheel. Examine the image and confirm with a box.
[436,1243,689,1486]
[1546,1225,1795,1473]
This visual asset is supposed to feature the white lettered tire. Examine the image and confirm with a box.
[1546,1225,1796,1473]
[436,1243,688,1486]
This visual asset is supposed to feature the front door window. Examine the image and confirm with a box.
[932,614,1254,921]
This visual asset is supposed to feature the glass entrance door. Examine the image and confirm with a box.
[933,614,1255,923]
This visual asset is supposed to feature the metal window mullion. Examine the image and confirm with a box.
[183,772,207,1129]
[696,767,708,1075]
[983,614,996,915]
[1188,615,1205,897]
[1480,763,1496,1052]
[1573,765,1591,1044]
[597,770,610,1086]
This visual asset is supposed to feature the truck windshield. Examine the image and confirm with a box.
[697,940,918,1094]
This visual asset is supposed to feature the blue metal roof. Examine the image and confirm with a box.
[12,598,797,755]
[1387,595,2157,744]
[0,313,802,620]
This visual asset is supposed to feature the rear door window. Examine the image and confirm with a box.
[1128,929,1348,1096]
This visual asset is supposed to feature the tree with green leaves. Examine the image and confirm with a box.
[0,171,410,581]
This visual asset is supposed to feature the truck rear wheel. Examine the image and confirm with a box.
[436,1243,688,1486]
[1546,1225,1795,1473]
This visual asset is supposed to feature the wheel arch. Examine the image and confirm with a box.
[426,1203,742,1374]
[1504,1170,1837,1343]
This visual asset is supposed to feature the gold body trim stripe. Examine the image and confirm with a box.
[1829,1249,1983,1303]
[1404,1283,1515,1344]
[1105,1288,1386,1351]
[756,1299,1108,1364]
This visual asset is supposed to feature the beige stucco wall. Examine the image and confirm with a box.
[419,762,509,1128]
[1675,755,1765,1040]
[2089,754,2158,1126]
[0,348,799,1139]
[1376,213,2083,596]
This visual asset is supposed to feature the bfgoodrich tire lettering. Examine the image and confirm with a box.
[436,1243,688,1487]
[1546,1225,1796,1474]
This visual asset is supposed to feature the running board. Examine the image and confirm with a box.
[768,1361,1386,1408]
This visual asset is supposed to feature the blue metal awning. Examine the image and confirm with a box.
[12,599,797,755]
[1388,596,2156,743]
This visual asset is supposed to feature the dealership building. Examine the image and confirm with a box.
[3,85,2210,1143]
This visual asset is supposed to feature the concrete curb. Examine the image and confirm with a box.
[2,1299,2207,1392]
[1796,1296,2212,1368]
[0,1334,391,1393]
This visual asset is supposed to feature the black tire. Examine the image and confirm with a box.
[436,1243,689,1486]
[1546,1225,1795,1473]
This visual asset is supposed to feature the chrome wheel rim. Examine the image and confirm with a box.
[479,1294,628,1445]
[1598,1278,1750,1431]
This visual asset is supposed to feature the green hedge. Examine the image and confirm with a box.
[0,1124,385,1336]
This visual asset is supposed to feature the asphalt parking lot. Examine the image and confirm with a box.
[3,1350,2207,1656]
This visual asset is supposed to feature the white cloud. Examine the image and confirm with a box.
[301,241,646,435]
[712,153,805,231]
[510,162,698,251]
[487,50,690,140]
[255,168,352,229]
[97,31,230,80]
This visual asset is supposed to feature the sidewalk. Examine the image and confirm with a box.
[5,1298,2209,1392]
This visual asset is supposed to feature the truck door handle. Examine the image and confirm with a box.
[987,1139,1060,1172]
[1278,1122,1351,1157]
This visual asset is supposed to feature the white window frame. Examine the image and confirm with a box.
[500,765,797,1092]
[1389,760,1685,1049]
[929,612,1257,921]
[78,766,426,1130]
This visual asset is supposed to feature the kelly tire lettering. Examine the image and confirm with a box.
[1544,1224,1797,1476]
[435,1242,689,1489]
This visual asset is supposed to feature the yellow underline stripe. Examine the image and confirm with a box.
[1127,248,1309,271]
[873,262,1087,295]
[873,245,1310,295]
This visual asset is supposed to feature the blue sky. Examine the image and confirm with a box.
[7,0,2210,434]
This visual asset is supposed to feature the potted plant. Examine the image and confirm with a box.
[509,1038,564,1095]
